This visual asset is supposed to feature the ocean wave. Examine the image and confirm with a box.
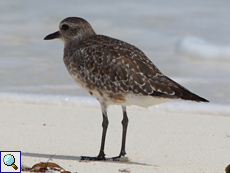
[0,92,229,117]
[177,36,230,60]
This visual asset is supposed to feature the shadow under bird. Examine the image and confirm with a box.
[44,17,209,161]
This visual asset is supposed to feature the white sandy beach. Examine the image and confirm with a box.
[1,101,230,173]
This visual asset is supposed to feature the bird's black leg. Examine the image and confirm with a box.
[81,104,108,161]
[97,104,109,159]
[119,106,128,157]
[111,106,129,161]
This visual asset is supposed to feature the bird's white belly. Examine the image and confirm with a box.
[109,94,174,107]
[87,89,174,107]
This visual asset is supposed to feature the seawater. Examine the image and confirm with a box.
[0,0,230,115]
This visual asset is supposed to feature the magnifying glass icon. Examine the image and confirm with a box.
[3,154,18,170]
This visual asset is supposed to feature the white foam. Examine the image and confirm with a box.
[0,92,229,117]
[177,36,230,60]
[148,101,230,117]
[0,92,99,107]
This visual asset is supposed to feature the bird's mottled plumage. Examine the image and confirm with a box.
[44,17,208,160]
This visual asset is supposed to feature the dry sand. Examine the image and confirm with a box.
[1,101,230,173]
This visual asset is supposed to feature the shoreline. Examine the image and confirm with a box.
[0,92,230,117]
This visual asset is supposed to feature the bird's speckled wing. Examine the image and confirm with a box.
[65,35,207,102]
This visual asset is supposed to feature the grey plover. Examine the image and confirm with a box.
[44,17,209,161]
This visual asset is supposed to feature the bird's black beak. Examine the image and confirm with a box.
[44,31,61,40]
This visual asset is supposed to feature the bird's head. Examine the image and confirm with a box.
[44,17,96,44]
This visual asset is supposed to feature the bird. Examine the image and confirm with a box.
[44,17,209,161]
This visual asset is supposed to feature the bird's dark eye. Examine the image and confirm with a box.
[61,24,69,31]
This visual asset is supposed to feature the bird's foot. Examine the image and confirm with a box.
[81,151,129,162]
[109,151,127,161]
[81,155,106,161]
[109,156,121,161]
[109,155,130,162]
[81,155,130,162]
[81,151,106,161]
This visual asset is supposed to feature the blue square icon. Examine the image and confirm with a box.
[0,151,21,173]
